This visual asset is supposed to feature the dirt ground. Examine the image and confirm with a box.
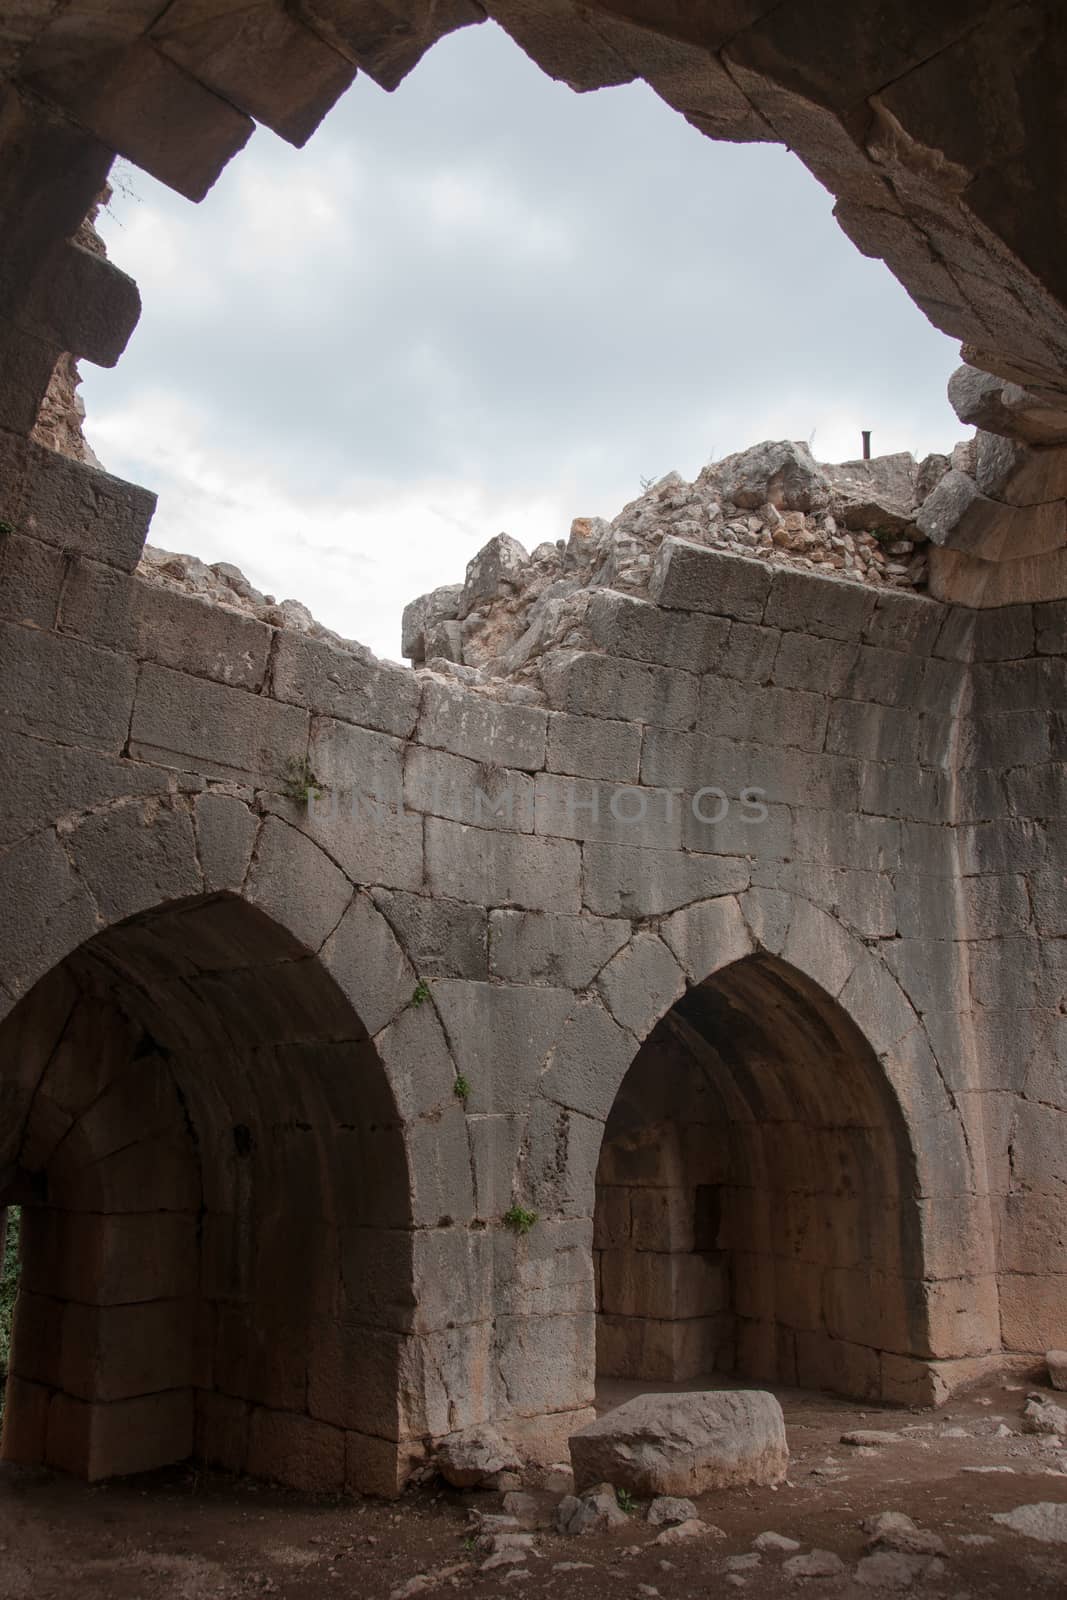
[2,1379,1067,1599]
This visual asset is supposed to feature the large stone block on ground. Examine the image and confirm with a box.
[568,1389,787,1496]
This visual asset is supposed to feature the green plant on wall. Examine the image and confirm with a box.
[503,1204,537,1235]
[280,755,324,806]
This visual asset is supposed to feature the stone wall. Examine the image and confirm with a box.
[954,600,1067,1356]
[3,0,1067,1499]
[1,435,1060,1490]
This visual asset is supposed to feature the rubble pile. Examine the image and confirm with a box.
[136,544,374,661]
[401,437,971,696]
[137,436,976,706]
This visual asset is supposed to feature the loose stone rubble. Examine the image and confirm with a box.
[555,1484,630,1536]
[397,439,973,700]
[646,1496,698,1526]
[436,1426,521,1489]
[1021,1396,1067,1437]
[137,544,375,658]
[862,1511,947,1557]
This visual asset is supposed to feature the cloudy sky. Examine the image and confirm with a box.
[83,20,963,663]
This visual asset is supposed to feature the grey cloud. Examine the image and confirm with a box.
[83,19,961,633]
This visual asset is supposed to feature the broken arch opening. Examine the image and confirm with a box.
[0,892,412,1490]
[594,953,923,1403]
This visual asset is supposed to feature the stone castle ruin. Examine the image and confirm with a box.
[1,0,1066,1511]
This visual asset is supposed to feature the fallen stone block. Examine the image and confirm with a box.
[569,1390,788,1497]
[436,1425,519,1489]
[1022,1396,1067,1435]
[1047,1350,1067,1390]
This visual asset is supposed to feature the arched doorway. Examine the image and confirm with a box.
[0,891,412,1490]
[594,952,923,1402]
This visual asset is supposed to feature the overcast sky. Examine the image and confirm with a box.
[83,20,963,662]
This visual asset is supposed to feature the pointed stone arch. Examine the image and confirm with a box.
[0,791,475,1492]
[523,891,999,1410]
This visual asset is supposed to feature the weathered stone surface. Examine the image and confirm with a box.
[533,772,682,849]
[650,538,770,621]
[717,438,829,512]
[458,534,529,618]
[596,932,685,1039]
[661,896,753,983]
[372,889,487,980]
[194,791,257,893]
[781,1550,847,1580]
[582,842,749,917]
[402,584,463,663]
[430,979,572,1114]
[405,743,534,832]
[489,910,627,989]
[862,1510,947,1557]
[992,1503,1067,1543]
[425,817,581,913]
[569,1390,787,1496]
[646,1495,697,1526]
[975,431,1067,507]
[273,631,419,738]
[436,1425,519,1488]
[0,619,137,751]
[0,528,64,628]
[1021,1395,1067,1435]
[0,831,98,999]
[0,433,155,572]
[949,365,1067,446]
[319,891,418,1037]
[59,561,273,689]
[537,996,636,1121]
[150,0,357,148]
[541,650,699,729]
[753,1531,800,1553]
[67,798,201,925]
[1047,1350,1067,1390]
[546,711,642,782]
[130,663,308,783]
[855,1551,944,1589]
[587,588,730,670]
[765,565,877,640]
[419,679,547,768]
[555,1482,628,1534]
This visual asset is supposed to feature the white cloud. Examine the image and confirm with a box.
[83,21,962,663]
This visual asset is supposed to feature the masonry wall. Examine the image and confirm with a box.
[0,442,1062,1490]
[955,600,1067,1356]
